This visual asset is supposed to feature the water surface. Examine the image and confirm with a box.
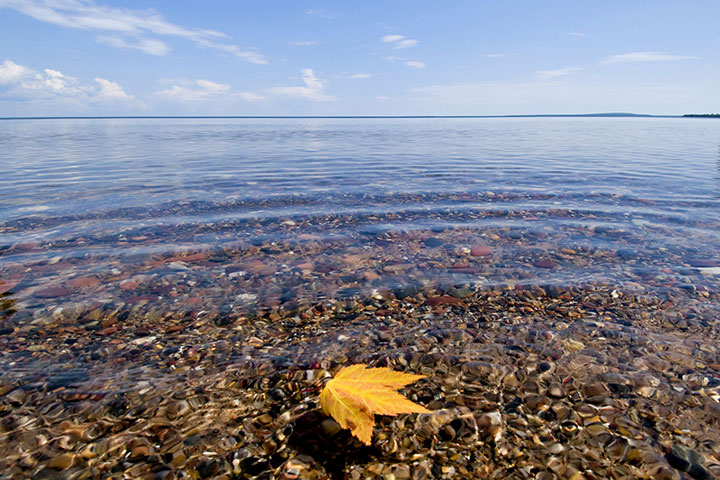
[1,117,720,368]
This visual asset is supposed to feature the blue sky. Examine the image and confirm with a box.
[0,1,718,116]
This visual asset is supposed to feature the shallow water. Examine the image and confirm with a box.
[2,117,719,304]
[2,118,720,478]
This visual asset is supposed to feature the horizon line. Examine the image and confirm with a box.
[0,113,688,120]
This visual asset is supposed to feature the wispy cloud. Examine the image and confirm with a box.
[2,0,268,64]
[289,40,321,47]
[381,34,419,49]
[269,69,336,101]
[405,61,426,69]
[96,34,170,56]
[566,32,586,37]
[0,58,139,104]
[601,51,699,64]
[486,53,505,58]
[155,79,263,102]
[536,66,581,80]
[305,9,336,19]
[348,73,373,79]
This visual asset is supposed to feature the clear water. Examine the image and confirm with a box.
[2,117,719,268]
[1,117,720,359]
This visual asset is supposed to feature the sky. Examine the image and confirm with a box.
[0,0,719,116]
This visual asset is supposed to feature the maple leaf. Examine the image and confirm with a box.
[319,364,430,445]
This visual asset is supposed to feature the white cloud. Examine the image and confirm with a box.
[40,68,81,93]
[348,73,373,79]
[94,77,134,100]
[0,60,34,85]
[0,58,138,105]
[2,0,267,64]
[601,51,699,64]
[269,69,336,101]
[382,35,404,43]
[486,53,505,58]
[96,34,170,56]
[381,34,419,49]
[536,66,581,80]
[375,95,390,101]
[290,40,321,46]
[566,32,586,37]
[395,39,419,49]
[405,61,426,69]
[155,79,263,102]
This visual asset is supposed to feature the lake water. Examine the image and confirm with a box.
[1,118,720,477]
[2,118,720,305]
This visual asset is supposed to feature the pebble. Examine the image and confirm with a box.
[47,453,75,470]
[34,286,72,298]
[2,205,720,480]
[470,245,493,257]
[423,238,444,248]
[68,276,101,288]
[687,258,719,268]
[424,295,464,307]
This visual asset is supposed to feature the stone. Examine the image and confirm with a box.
[48,453,75,470]
[423,238,444,248]
[119,280,139,290]
[687,258,718,268]
[34,286,72,298]
[470,246,493,257]
[68,276,100,288]
[424,295,464,307]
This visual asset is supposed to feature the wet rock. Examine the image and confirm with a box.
[394,284,420,300]
[424,295,464,307]
[34,286,72,298]
[616,248,638,259]
[470,246,493,257]
[46,369,88,390]
[423,238,444,248]
[47,453,76,470]
[448,287,472,299]
[687,258,719,268]
[665,445,711,480]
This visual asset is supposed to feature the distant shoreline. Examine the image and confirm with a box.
[0,113,688,120]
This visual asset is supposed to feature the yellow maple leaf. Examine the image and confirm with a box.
[319,364,430,445]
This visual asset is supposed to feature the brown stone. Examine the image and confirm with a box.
[34,286,72,298]
[470,246,493,257]
[68,276,100,288]
[119,280,139,290]
[363,271,380,281]
[0,279,19,294]
[48,453,76,470]
[97,326,118,336]
[166,252,207,263]
[424,295,464,307]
